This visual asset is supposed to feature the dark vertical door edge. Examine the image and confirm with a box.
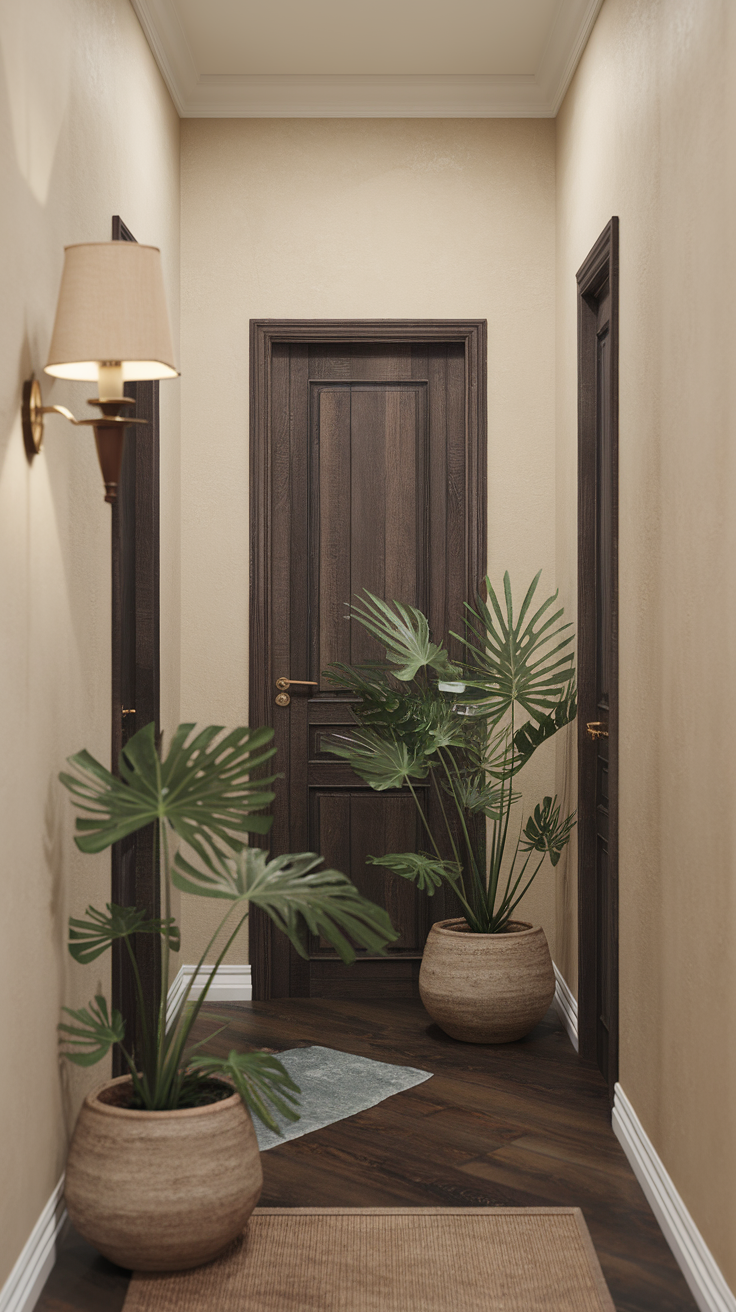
[577,219,619,1103]
[110,216,161,1072]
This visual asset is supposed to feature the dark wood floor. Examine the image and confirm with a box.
[37,999,697,1312]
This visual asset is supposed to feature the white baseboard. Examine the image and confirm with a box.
[167,963,252,1023]
[0,1177,66,1312]
[552,963,579,1051]
[613,1084,735,1312]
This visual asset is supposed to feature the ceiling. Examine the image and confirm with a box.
[131,0,604,117]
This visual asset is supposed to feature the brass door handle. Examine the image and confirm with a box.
[586,721,609,740]
[275,676,318,706]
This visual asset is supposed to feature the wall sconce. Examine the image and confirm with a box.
[22,242,178,502]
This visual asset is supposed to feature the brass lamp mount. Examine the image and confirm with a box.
[22,375,147,503]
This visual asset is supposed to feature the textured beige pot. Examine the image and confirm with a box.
[64,1075,262,1271]
[419,918,556,1043]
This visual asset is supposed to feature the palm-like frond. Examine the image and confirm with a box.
[450,775,518,820]
[458,572,575,725]
[172,847,398,964]
[189,1051,301,1135]
[58,995,125,1067]
[349,592,457,681]
[512,690,578,770]
[68,903,180,965]
[59,722,277,865]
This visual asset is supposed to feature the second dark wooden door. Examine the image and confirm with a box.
[250,322,486,1000]
[577,223,619,1102]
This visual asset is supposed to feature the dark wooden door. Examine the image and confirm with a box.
[577,221,619,1102]
[250,322,486,1000]
[110,215,161,1071]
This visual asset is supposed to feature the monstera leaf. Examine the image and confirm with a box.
[189,1051,301,1136]
[325,729,429,791]
[59,722,277,866]
[520,795,576,867]
[367,853,462,895]
[172,847,398,964]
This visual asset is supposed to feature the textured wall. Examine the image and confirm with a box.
[555,0,736,1288]
[0,0,179,1287]
[179,117,559,966]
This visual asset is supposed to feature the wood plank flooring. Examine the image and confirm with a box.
[36,999,697,1312]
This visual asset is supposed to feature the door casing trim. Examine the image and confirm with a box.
[576,221,619,1098]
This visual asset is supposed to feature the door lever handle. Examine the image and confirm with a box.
[275,677,318,691]
[586,721,609,740]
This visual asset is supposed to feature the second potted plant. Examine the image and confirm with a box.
[325,572,577,1043]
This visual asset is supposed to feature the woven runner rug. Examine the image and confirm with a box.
[123,1207,615,1312]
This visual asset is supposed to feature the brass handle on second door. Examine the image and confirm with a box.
[586,721,609,740]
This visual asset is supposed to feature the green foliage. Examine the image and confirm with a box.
[58,721,398,1122]
[324,578,577,934]
[68,904,180,965]
[60,722,278,866]
[367,853,462,895]
[59,996,125,1067]
[520,796,576,868]
[348,592,458,681]
[512,691,578,771]
[172,847,398,963]
[458,572,575,725]
[324,728,428,790]
[189,1051,301,1136]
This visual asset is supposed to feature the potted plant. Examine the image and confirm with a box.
[58,721,397,1271]
[325,572,576,1044]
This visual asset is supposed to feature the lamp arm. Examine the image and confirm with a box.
[22,376,146,502]
[39,404,85,425]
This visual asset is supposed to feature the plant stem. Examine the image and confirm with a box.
[407,779,443,862]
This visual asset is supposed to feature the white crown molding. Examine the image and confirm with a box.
[167,963,252,1025]
[0,1177,66,1312]
[552,963,579,1051]
[613,1085,736,1312]
[130,0,604,118]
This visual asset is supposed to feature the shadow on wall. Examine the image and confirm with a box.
[0,0,71,206]
[44,775,76,1140]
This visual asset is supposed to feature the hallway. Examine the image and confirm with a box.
[38,1000,696,1312]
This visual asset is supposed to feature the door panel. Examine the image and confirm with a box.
[313,381,428,678]
[250,321,487,1000]
[577,223,619,1102]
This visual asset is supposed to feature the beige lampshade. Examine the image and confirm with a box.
[44,242,178,383]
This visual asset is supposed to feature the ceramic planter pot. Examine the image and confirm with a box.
[419,918,555,1043]
[64,1075,262,1271]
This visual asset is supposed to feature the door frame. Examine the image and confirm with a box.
[576,221,619,1099]
[249,319,487,1000]
[110,215,161,1072]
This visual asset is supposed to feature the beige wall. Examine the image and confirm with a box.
[556,0,736,1288]
[179,117,560,964]
[0,0,179,1287]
